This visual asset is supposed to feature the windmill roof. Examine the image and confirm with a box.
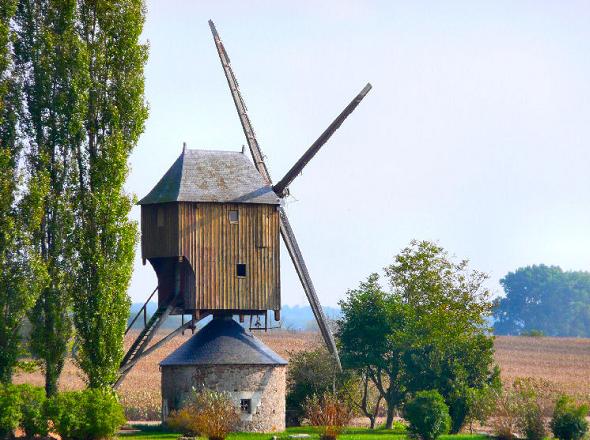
[160,317,288,366]
[138,149,279,205]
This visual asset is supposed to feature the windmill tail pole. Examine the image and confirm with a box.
[273,82,372,197]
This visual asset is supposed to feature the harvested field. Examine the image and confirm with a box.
[13,333,590,421]
[14,329,321,420]
[494,335,590,397]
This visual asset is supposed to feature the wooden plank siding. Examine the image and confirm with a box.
[141,202,280,314]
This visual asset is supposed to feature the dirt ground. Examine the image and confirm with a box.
[13,332,590,421]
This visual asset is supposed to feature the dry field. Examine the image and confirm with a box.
[13,332,590,421]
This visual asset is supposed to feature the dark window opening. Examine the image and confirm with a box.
[236,263,247,277]
[240,399,251,414]
[229,210,239,224]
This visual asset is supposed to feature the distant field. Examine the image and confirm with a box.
[13,332,590,421]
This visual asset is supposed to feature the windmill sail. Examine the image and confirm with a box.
[208,19,373,371]
[208,20,271,184]
[279,208,341,369]
[273,83,372,197]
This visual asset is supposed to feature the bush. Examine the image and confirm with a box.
[404,391,451,440]
[46,388,125,440]
[287,348,344,426]
[0,384,22,439]
[493,378,555,440]
[167,389,239,440]
[304,392,353,440]
[15,384,47,437]
[551,395,589,440]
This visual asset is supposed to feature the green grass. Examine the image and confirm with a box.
[121,425,490,440]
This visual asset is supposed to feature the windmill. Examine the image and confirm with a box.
[115,21,371,390]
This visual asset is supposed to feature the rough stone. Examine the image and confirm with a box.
[161,364,286,432]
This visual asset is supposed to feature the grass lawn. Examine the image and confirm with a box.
[121,425,490,440]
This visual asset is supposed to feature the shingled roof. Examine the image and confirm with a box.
[138,149,280,205]
[160,317,288,366]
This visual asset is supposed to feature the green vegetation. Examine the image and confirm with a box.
[404,391,451,440]
[551,395,589,440]
[495,264,590,337]
[45,388,126,440]
[0,0,46,385]
[338,240,498,431]
[0,0,148,393]
[0,385,125,440]
[287,347,347,425]
[121,425,489,440]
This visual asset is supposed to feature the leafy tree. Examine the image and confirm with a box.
[14,0,85,395]
[341,369,383,429]
[495,265,590,336]
[0,0,46,384]
[338,273,410,428]
[13,0,147,391]
[71,0,148,388]
[339,240,497,431]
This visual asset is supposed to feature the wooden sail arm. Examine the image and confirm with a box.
[279,207,342,371]
[208,19,272,184]
[273,83,372,197]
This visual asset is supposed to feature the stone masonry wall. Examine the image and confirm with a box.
[162,364,286,432]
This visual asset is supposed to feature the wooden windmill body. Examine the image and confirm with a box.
[115,20,371,388]
[138,149,281,317]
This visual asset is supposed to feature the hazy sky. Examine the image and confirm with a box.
[127,0,590,307]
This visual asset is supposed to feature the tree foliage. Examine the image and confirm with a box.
[71,0,148,389]
[338,240,497,431]
[0,0,46,384]
[14,0,88,396]
[7,0,146,392]
[495,265,590,336]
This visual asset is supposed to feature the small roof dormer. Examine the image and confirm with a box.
[138,149,279,205]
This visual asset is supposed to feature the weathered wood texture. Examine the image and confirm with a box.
[141,202,280,313]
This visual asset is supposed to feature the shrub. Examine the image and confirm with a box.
[404,390,451,440]
[551,395,589,440]
[0,384,22,439]
[46,388,125,440]
[493,378,555,440]
[287,348,344,426]
[16,384,47,437]
[304,392,353,440]
[167,407,200,437]
[167,389,239,440]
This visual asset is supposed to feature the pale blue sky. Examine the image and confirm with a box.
[127,0,590,306]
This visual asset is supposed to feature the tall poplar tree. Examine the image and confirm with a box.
[0,0,46,384]
[14,0,87,395]
[72,0,147,388]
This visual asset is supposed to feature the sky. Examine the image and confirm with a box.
[126,0,590,307]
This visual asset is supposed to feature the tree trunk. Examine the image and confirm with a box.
[45,363,58,397]
[385,404,395,429]
[369,415,376,429]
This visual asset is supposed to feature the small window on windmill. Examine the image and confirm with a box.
[240,399,251,414]
[236,263,246,277]
[229,209,239,224]
[157,207,165,227]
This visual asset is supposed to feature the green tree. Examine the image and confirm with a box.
[338,273,410,428]
[14,0,86,395]
[71,0,148,388]
[495,265,590,336]
[338,240,497,431]
[0,0,46,384]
